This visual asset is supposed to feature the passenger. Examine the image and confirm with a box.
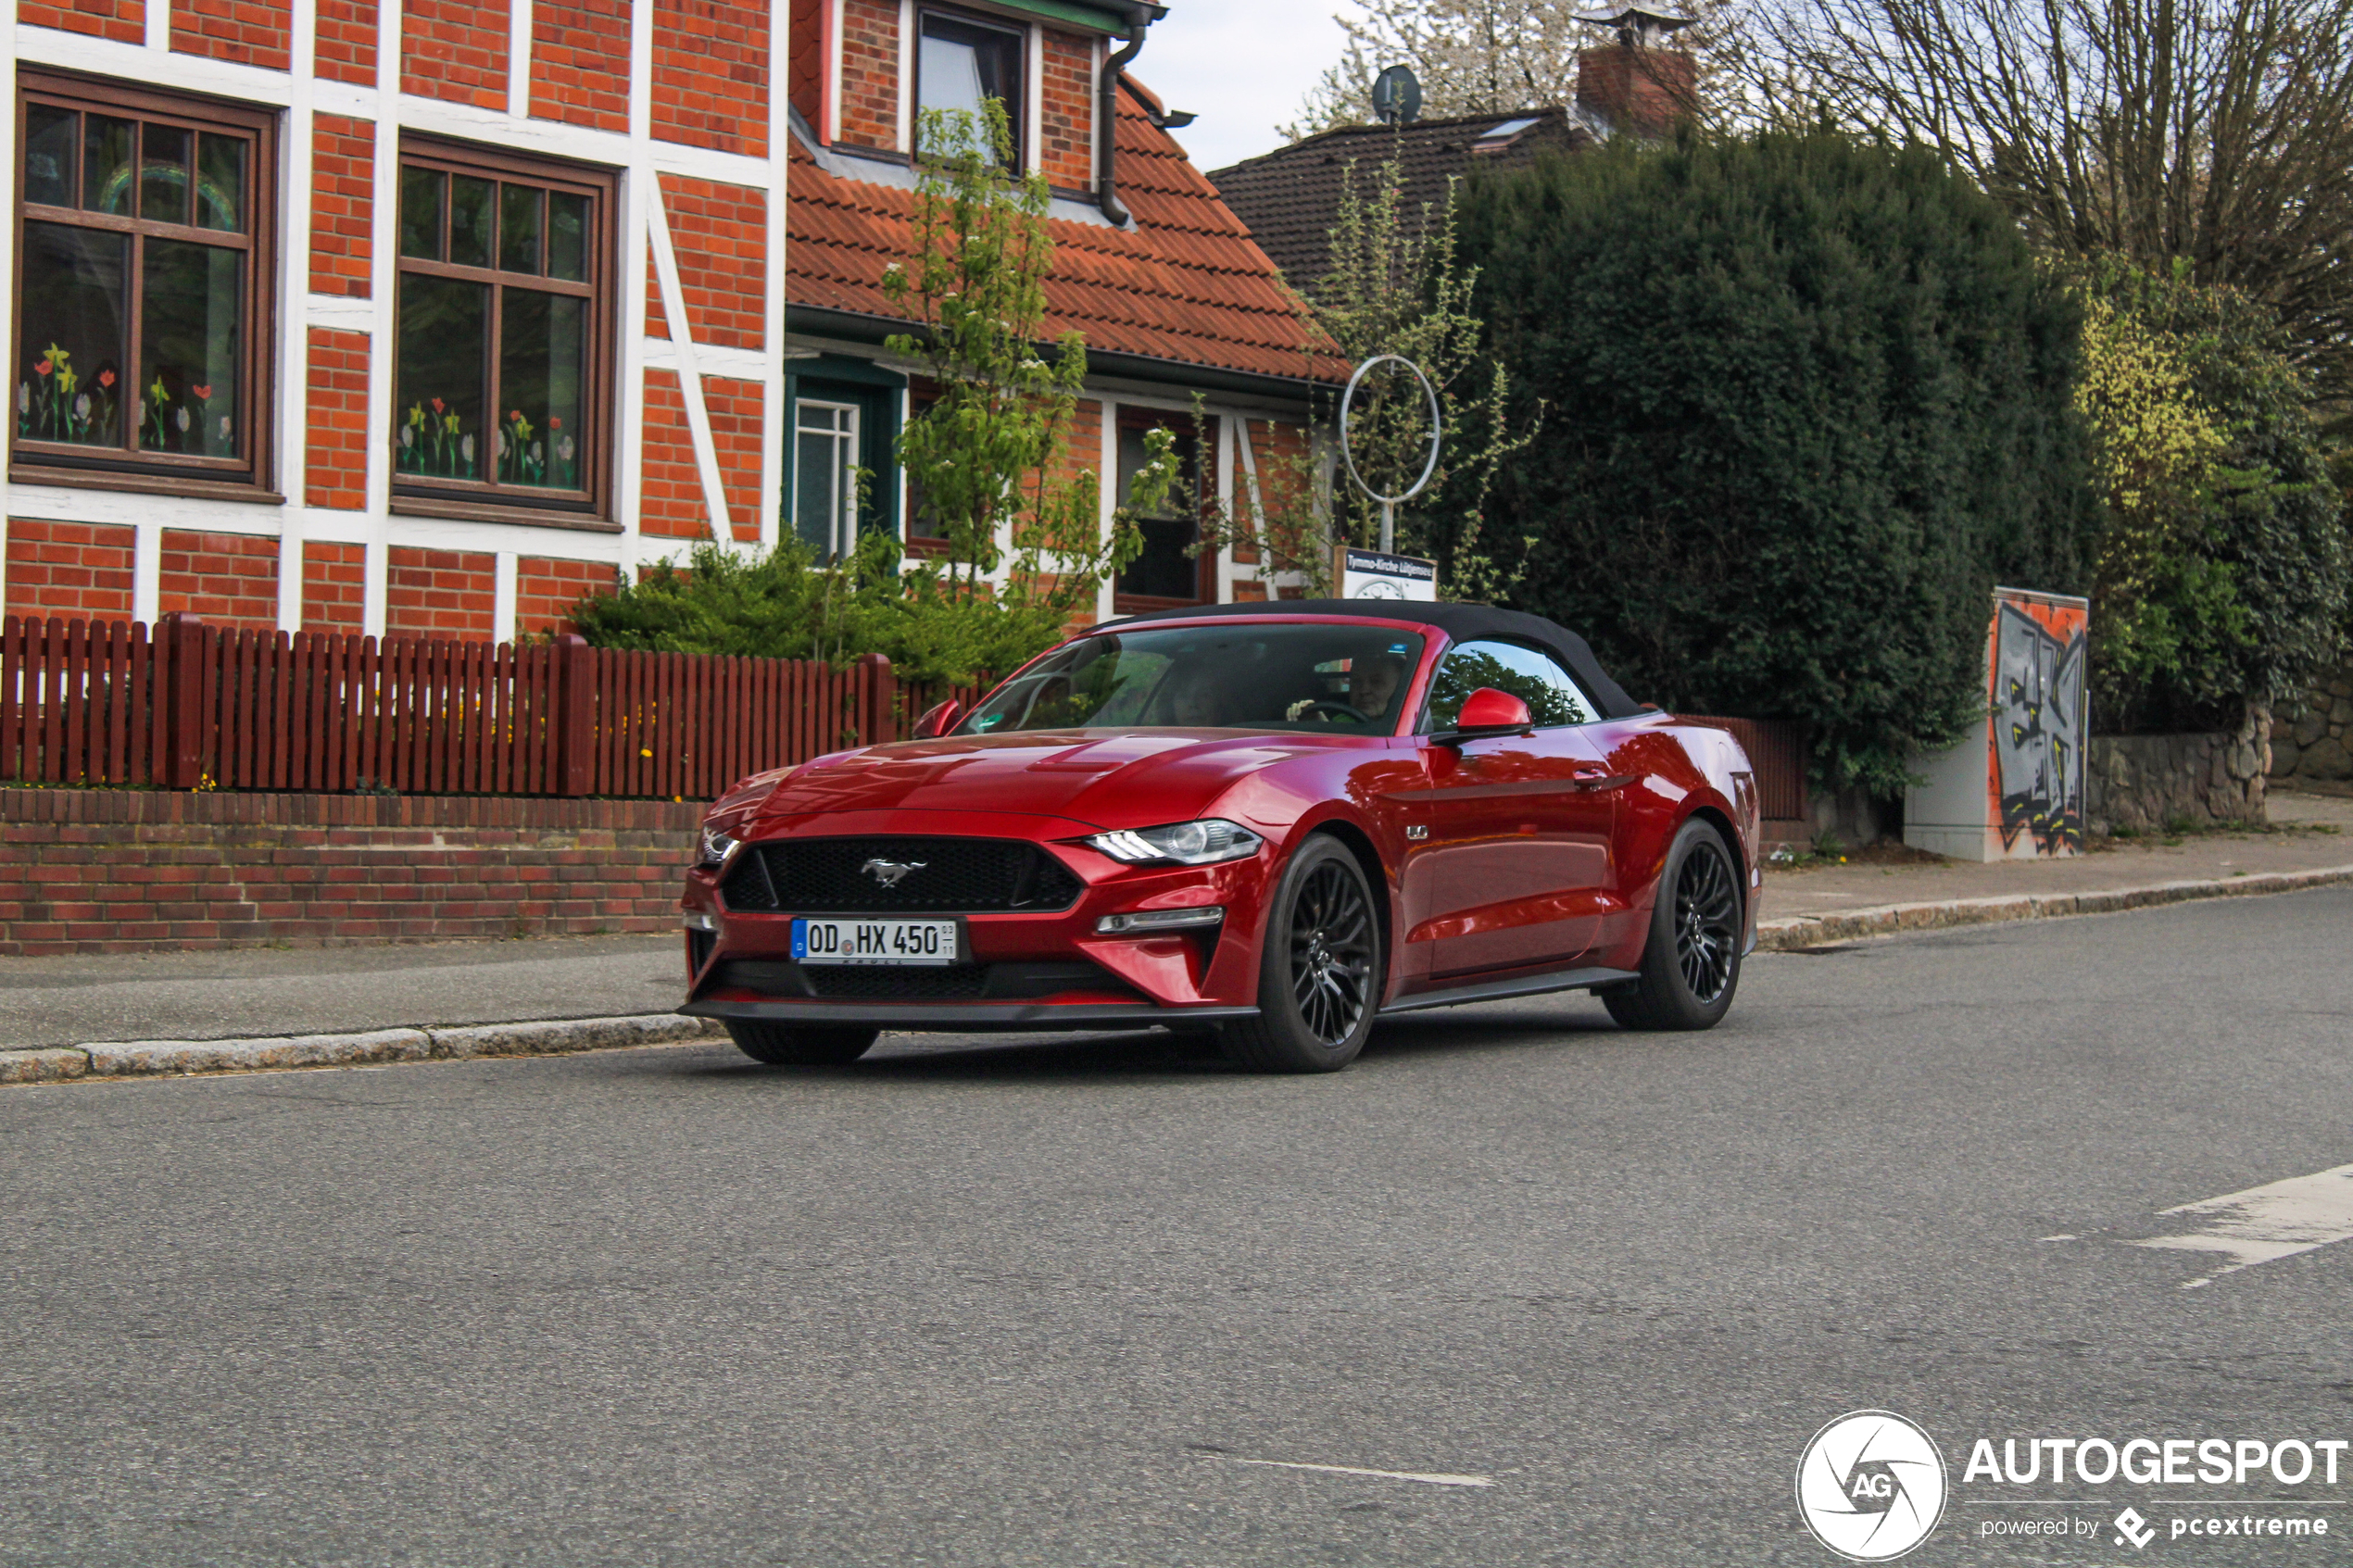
[1162,664,1227,726]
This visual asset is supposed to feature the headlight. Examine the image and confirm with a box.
[1083,819,1263,866]
[698,825,740,866]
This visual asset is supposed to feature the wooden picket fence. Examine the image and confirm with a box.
[2,613,1805,814]
[0,614,946,799]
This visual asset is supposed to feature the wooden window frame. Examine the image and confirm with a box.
[10,70,279,501]
[1111,408,1217,616]
[912,6,1029,167]
[390,138,616,530]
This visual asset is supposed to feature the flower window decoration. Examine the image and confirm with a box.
[394,146,604,507]
[15,81,268,482]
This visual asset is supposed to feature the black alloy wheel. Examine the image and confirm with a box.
[1217,834,1384,1073]
[1604,818,1743,1032]
[1673,831,1740,1003]
[1290,859,1378,1046]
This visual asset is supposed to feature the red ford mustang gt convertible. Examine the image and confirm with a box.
[679,602,1759,1073]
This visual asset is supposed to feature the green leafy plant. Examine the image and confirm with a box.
[1455,129,2102,794]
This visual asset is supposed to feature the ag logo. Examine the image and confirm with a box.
[1795,1410,1947,1561]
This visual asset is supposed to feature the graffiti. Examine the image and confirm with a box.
[1991,601,2086,853]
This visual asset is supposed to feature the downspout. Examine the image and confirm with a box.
[1096,4,1152,224]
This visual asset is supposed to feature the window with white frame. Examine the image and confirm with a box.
[915,8,1026,164]
[794,399,861,558]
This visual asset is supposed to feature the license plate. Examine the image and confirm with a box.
[792,917,958,966]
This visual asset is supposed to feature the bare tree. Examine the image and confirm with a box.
[1752,0,2353,396]
[1284,0,1748,135]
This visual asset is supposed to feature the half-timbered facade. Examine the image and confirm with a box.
[3,0,1331,639]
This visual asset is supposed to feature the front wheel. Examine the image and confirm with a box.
[1218,834,1383,1073]
[725,1021,880,1065]
[1604,818,1743,1032]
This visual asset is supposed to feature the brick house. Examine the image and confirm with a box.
[1,0,1333,641]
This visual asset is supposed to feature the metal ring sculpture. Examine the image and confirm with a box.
[1338,354,1442,507]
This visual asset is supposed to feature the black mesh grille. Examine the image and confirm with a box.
[706,959,1132,1004]
[720,837,1084,913]
[803,964,991,1000]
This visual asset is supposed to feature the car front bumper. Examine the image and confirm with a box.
[677,809,1272,1033]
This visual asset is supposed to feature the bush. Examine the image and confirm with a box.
[568,533,1068,687]
[2070,258,2348,732]
[1456,130,2101,792]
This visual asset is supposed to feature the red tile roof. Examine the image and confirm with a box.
[786,80,1346,389]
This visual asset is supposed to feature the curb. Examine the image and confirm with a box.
[0,1013,730,1086]
[1756,862,2353,952]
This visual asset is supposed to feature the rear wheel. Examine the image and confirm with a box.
[1604,818,1743,1032]
[725,1021,880,1065]
[1218,835,1382,1073]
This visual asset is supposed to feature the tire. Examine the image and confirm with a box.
[1218,834,1383,1073]
[725,1020,880,1065]
[1604,818,1743,1033]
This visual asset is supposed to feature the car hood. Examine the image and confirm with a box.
[748,729,1377,831]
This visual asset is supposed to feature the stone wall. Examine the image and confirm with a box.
[2269,662,2353,793]
[2086,712,2271,835]
[0,790,698,957]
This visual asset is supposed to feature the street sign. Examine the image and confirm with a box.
[1333,546,1439,602]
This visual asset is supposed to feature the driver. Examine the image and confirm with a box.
[1287,653,1409,724]
[1350,654,1407,720]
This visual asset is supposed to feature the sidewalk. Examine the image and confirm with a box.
[1757,786,2353,943]
[5,790,2347,1079]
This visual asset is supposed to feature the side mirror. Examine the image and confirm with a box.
[1432,686,1533,746]
[912,699,962,740]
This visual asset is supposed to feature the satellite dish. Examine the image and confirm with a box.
[1371,65,1423,126]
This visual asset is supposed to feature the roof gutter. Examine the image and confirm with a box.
[1096,3,1155,224]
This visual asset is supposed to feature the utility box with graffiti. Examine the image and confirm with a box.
[1905,587,2090,860]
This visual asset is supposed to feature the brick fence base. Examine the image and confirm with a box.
[1,789,699,956]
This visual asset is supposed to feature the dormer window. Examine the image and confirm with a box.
[916,9,1026,164]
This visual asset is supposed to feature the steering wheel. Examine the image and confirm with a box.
[1293,699,1372,726]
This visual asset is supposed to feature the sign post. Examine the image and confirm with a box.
[1331,545,1439,602]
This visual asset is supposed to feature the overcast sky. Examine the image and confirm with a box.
[1141,0,1354,173]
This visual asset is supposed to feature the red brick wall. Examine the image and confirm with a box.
[517,555,612,635]
[707,377,765,543]
[402,0,510,109]
[531,0,630,131]
[315,0,377,82]
[1236,419,1313,571]
[386,546,494,637]
[640,371,711,540]
[307,327,371,510]
[159,531,278,630]
[170,0,291,69]
[657,175,768,350]
[303,542,367,632]
[0,789,695,956]
[21,0,145,44]
[653,0,769,156]
[837,0,898,150]
[1040,29,1094,190]
[309,116,374,297]
[4,520,135,620]
[786,0,822,128]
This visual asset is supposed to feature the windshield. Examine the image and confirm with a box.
[961,623,1428,735]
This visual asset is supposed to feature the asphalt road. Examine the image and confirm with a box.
[4,890,2352,1566]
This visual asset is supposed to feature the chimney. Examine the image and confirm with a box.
[1571,6,1697,137]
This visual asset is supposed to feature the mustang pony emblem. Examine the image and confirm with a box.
[860,857,926,888]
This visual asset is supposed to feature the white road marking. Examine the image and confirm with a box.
[2127,1162,2353,1288]
[1211,1456,1497,1488]
[2038,1234,2078,1242]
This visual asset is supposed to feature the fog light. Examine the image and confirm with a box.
[1096,906,1224,935]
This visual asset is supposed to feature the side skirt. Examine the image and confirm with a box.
[1378,966,1641,1016]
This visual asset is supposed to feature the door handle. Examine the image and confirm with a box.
[1571,772,1635,792]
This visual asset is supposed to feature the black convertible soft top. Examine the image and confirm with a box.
[1101,599,1644,721]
